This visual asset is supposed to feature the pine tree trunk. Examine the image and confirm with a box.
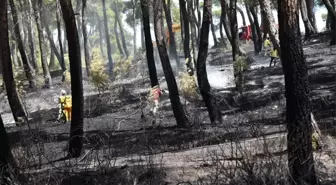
[229,0,240,59]
[246,4,259,54]
[9,0,35,88]
[219,17,227,48]
[102,0,114,76]
[133,0,137,55]
[114,16,124,56]
[44,24,63,66]
[141,17,145,49]
[220,0,232,43]
[33,0,52,88]
[60,0,84,158]
[249,7,263,52]
[321,0,336,45]
[306,0,318,31]
[0,2,27,122]
[300,0,316,40]
[82,0,90,76]
[179,0,191,60]
[96,12,105,59]
[49,42,56,69]
[197,0,222,124]
[27,0,38,72]
[153,0,188,128]
[116,9,129,58]
[162,0,181,69]
[140,0,159,87]
[278,0,318,183]
[56,0,66,74]
[258,0,281,54]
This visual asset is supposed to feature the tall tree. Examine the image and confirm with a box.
[115,1,130,58]
[96,12,105,58]
[278,0,318,183]
[245,4,259,54]
[197,0,222,124]
[33,0,52,88]
[27,0,38,72]
[0,0,27,123]
[132,0,137,55]
[300,0,316,40]
[8,0,35,88]
[236,6,246,26]
[82,0,90,76]
[321,0,336,45]
[153,0,188,128]
[114,16,125,56]
[306,0,318,30]
[179,0,191,61]
[229,0,239,59]
[140,0,159,87]
[56,0,67,75]
[162,0,181,69]
[102,0,114,76]
[220,0,232,43]
[60,0,84,158]
[210,17,218,46]
[258,0,281,53]
[249,6,262,52]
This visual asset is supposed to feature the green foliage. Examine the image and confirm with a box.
[178,72,199,99]
[113,57,133,79]
[90,48,109,93]
[233,55,249,94]
[13,68,44,94]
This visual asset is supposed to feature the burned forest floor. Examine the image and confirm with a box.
[1,39,336,185]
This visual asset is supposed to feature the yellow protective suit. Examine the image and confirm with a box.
[58,95,72,122]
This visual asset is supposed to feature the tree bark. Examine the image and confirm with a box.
[60,0,84,158]
[219,16,227,48]
[133,0,137,55]
[114,16,124,56]
[321,0,336,45]
[44,24,63,67]
[153,0,188,128]
[141,16,145,49]
[162,0,181,69]
[220,0,232,43]
[115,3,130,58]
[197,0,222,124]
[96,12,105,59]
[229,0,240,60]
[49,42,55,69]
[140,0,159,87]
[0,114,14,185]
[102,0,114,76]
[179,0,191,60]
[300,0,316,40]
[8,0,35,88]
[56,0,67,74]
[258,0,281,55]
[82,0,90,76]
[306,0,318,31]
[27,0,38,72]
[0,1,27,122]
[33,0,52,88]
[278,0,318,184]
[249,7,262,52]
[245,4,259,54]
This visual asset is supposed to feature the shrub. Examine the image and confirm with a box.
[14,68,46,94]
[113,57,133,79]
[178,72,199,99]
[233,55,249,94]
[90,49,109,93]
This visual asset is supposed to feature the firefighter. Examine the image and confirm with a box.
[57,90,72,122]
[149,85,162,116]
[269,47,279,67]
[263,37,272,56]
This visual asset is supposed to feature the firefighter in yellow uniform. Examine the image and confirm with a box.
[58,90,72,122]
[263,37,271,56]
[269,47,279,67]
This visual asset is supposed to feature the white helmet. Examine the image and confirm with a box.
[61,89,66,95]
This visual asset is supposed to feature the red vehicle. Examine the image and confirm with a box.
[238,25,252,41]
